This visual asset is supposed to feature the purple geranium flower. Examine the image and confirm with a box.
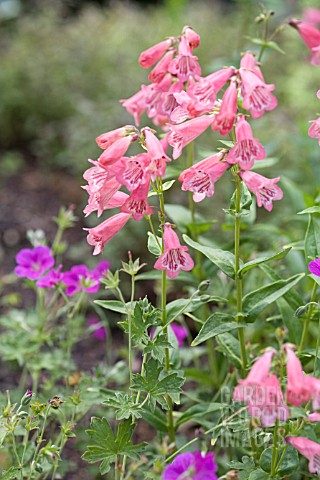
[87,315,107,341]
[163,451,217,480]
[62,261,109,296]
[309,258,320,276]
[36,265,63,288]
[171,323,188,347]
[15,246,55,280]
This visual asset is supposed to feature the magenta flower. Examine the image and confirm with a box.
[87,315,107,341]
[36,265,63,289]
[62,261,108,296]
[154,224,194,279]
[163,451,217,480]
[226,115,266,170]
[239,171,283,212]
[285,437,320,475]
[15,246,55,281]
[308,258,320,276]
[171,323,188,347]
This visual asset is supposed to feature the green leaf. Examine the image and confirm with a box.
[120,300,160,344]
[165,204,214,234]
[143,334,172,362]
[238,247,292,276]
[94,300,128,314]
[230,182,252,212]
[176,402,226,427]
[148,180,175,196]
[183,235,239,278]
[297,206,320,215]
[259,264,304,310]
[242,273,305,321]
[246,36,285,54]
[140,405,168,433]
[166,295,226,323]
[304,215,320,260]
[82,418,145,474]
[131,358,184,407]
[103,392,142,420]
[147,231,162,256]
[0,467,21,480]
[216,332,242,368]
[259,445,299,475]
[218,140,234,148]
[251,157,279,170]
[191,313,247,346]
[248,469,269,480]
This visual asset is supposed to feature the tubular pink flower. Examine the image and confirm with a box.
[204,67,236,93]
[139,39,174,68]
[120,181,153,221]
[289,19,320,50]
[284,345,312,406]
[168,36,201,83]
[167,115,213,159]
[154,224,194,279]
[109,153,151,192]
[96,126,136,150]
[120,88,147,126]
[83,176,121,217]
[308,118,320,144]
[178,152,228,202]
[83,160,110,194]
[239,69,277,118]
[303,8,320,28]
[226,115,266,170]
[306,376,320,410]
[148,50,175,83]
[308,412,320,422]
[285,437,320,474]
[160,81,184,117]
[99,135,136,165]
[143,74,172,119]
[182,25,200,49]
[239,171,283,212]
[212,80,238,136]
[170,90,210,123]
[143,127,171,179]
[240,52,264,82]
[85,213,131,255]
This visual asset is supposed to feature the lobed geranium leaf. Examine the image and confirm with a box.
[103,392,142,420]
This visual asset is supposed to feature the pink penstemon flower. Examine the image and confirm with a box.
[159,81,184,117]
[182,25,201,50]
[239,171,283,212]
[167,114,214,159]
[226,115,266,170]
[143,127,171,179]
[178,152,228,202]
[239,68,278,118]
[284,344,311,406]
[212,79,238,136]
[95,125,137,149]
[139,38,174,68]
[187,67,235,107]
[168,36,201,83]
[84,212,131,255]
[240,52,264,82]
[148,50,175,84]
[303,8,320,28]
[285,437,320,475]
[109,153,151,192]
[154,224,194,279]
[83,176,121,217]
[120,181,153,221]
[289,19,320,66]
[99,135,137,165]
[120,88,147,126]
[308,117,320,144]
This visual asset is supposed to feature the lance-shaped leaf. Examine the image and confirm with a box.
[176,402,227,427]
[166,295,226,323]
[183,235,239,278]
[243,273,305,321]
[191,313,247,346]
[304,215,320,260]
[94,300,128,314]
[238,247,291,277]
[216,332,242,368]
[82,418,145,474]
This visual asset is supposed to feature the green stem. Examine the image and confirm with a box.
[234,172,247,374]
[28,405,50,480]
[270,419,279,477]
[11,431,22,475]
[128,275,135,389]
[299,281,318,353]
[313,306,320,376]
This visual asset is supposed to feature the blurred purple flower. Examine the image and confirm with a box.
[170,323,188,347]
[36,265,63,288]
[62,261,109,296]
[87,315,107,341]
[15,246,54,280]
[308,258,320,276]
[163,451,217,480]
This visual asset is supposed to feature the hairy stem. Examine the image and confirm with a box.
[299,281,318,353]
